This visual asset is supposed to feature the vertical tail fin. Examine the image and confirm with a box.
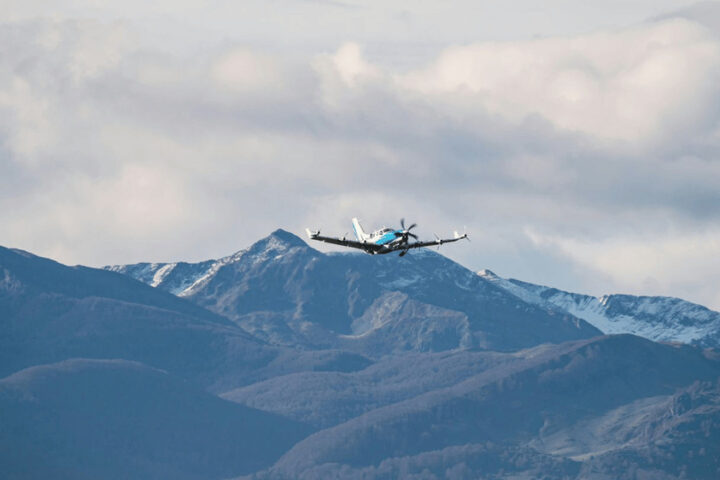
[351,218,369,241]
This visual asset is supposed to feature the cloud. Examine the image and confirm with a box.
[210,48,283,94]
[397,19,720,144]
[655,1,720,34]
[526,227,720,308]
[1,11,720,309]
[321,42,381,87]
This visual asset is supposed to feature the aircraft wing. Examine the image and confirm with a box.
[305,229,383,253]
[404,231,469,250]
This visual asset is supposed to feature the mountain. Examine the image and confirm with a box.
[5,233,720,479]
[222,348,518,429]
[0,245,371,390]
[0,358,311,480]
[258,335,720,479]
[107,229,601,355]
[2,246,230,323]
[480,269,720,349]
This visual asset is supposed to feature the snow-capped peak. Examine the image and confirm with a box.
[478,270,720,348]
[105,230,314,298]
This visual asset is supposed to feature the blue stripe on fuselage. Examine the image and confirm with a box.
[375,231,400,245]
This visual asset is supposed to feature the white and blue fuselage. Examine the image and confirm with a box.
[352,218,402,248]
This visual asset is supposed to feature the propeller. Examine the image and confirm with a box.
[396,218,418,242]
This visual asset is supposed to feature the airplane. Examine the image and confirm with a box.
[305,218,468,256]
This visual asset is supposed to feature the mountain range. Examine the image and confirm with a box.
[2,230,719,479]
[107,229,600,355]
[479,269,720,348]
[109,229,720,352]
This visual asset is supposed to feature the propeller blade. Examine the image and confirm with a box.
[400,218,406,230]
[409,232,418,240]
[408,223,417,231]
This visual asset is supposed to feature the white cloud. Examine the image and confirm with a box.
[1,8,720,310]
[526,228,720,308]
[397,19,720,143]
[210,48,282,94]
[0,76,56,158]
[326,43,381,87]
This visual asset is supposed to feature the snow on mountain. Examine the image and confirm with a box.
[106,259,216,296]
[107,232,720,353]
[479,269,720,348]
[106,230,306,298]
[107,230,600,355]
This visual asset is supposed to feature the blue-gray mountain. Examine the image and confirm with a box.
[108,231,720,351]
[479,269,720,349]
[107,229,601,355]
[262,335,720,480]
[0,245,371,390]
[2,231,719,479]
[0,359,310,480]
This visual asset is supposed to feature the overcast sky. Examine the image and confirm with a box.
[2,1,720,309]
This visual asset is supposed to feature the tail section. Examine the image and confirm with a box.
[352,218,369,241]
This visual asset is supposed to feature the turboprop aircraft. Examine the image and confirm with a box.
[305,218,468,256]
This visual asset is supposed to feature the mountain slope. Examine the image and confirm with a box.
[2,246,230,324]
[264,335,720,479]
[0,359,311,480]
[4,237,720,480]
[108,230,601,355]
[480,269,720,348]
[576,379,720,480]
[0,245,371,390]
[222,349,517,429]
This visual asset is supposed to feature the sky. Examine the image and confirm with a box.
[2,1,720,309]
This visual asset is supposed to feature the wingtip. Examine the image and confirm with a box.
[454,227,470,241]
